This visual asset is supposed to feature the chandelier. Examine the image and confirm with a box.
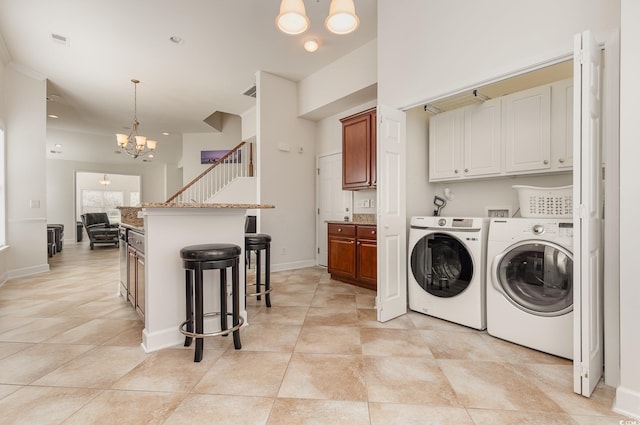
[99,174,111,186]
[116,79,157,159]
[276,0,359,36]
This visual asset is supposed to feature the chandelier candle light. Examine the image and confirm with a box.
[276,0,359,36]
[116,79,157,159]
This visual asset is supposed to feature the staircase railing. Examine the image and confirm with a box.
[165,141,254,204]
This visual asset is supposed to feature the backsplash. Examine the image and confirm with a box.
[352,213,376,224]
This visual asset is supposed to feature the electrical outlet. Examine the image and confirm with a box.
[486,207,511,218]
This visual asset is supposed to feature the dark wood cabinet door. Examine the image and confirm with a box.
[370,110,377,188]
[136,254,145,317]
[357,239,377,289]
[328,236,356,279]
[127,247,136,306]
[342,113,371,189]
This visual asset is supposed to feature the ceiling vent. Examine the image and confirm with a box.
[242,85,257,98]
[51,33,69,47]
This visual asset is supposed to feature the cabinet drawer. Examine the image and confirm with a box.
[328,223,356,237]
[356,225,377,239]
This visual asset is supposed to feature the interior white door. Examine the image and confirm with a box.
[376,105,407,322]
[573,29,604,397]
[316,153,352,266]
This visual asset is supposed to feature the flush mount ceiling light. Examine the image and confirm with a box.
[325,0,359,35]
[276,0,310,35]
[99,174,112,186]
[115,79,157,159]
[304,39,319,52]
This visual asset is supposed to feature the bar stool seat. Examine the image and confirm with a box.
[180,243,243,362]
[245,233,272,307]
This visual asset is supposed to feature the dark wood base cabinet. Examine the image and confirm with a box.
[328,223,377,291]
[127,230,145,320]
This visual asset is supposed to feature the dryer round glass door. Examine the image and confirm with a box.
[496,241,573,316]
[410,233,474,298]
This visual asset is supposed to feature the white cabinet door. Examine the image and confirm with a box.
[504,85,551,173]
[463,98,502,178]
[551,78,574,170]
[428,108,464,181]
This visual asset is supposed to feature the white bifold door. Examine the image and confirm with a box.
[573,29,604,398]
[376,105,407,322]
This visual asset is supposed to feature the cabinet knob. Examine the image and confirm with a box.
[371,230,375,234]
[543,160,549,165]
[338,228,342,232]
[357,241,361,245]
[464,168,469,173]
[454,169,459,174]
[559,158,565,163]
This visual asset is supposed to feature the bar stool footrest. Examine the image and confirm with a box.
[180,313,244,338]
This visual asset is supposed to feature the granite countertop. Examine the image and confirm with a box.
[326,214,376,226]
[141,202,275,209]
[326,220,377,226]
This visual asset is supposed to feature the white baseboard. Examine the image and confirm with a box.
[614,385,640,420]
[271,259,316,273]
[8,263,50,279]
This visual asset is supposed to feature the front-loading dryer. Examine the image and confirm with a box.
[486,218,573,359]
[408,216,488,330]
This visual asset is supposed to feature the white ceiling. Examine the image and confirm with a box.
[0,0,377,160]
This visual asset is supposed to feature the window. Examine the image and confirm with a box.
[81,190,124,223]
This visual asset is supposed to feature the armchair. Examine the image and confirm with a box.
[81,213,120,250]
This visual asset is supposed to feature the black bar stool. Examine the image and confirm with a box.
[245,234,272,307]
[180,243,243,362]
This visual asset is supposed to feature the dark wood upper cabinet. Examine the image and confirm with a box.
[341,108,376,190]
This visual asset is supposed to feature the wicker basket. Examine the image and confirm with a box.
[512,185,573,218]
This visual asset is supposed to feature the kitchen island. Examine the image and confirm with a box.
[139,202,274,353]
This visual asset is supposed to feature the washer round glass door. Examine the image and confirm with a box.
[410,232,474,298]
[495,241,573,316]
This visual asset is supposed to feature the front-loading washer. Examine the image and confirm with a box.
[408,216,488,330]
[486,218,573,359]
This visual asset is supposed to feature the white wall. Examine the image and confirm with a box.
[257,71,317,271]
[3,65,48,278]
[181,113,242,183]
[616,0,640,419]
[46,159,174,244]
[378,0,620,110]
[298,40,377,119]
[241,106,256,140]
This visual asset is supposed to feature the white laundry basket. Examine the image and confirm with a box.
[512,185,573,218]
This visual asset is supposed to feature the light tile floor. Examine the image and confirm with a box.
[0,243,630,424]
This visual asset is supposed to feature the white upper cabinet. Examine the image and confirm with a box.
[550,78,574,170]
[429,100,501,181]
[429,80,572,182]
[429,108,464,180]
[503,85,551,173]
[464,99,502,178]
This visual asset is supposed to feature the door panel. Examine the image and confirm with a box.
[573,29,603,397]
[317,153,352,266]
[377,105,407,322]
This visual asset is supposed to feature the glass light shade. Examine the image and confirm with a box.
[276,0,310,35]
[116,133,129,147]
[135,136,147,147]
[304,39,319,52]
[325,0,359,35]
[146,140,157,150]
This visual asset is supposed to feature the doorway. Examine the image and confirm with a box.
[75,172,141,228]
